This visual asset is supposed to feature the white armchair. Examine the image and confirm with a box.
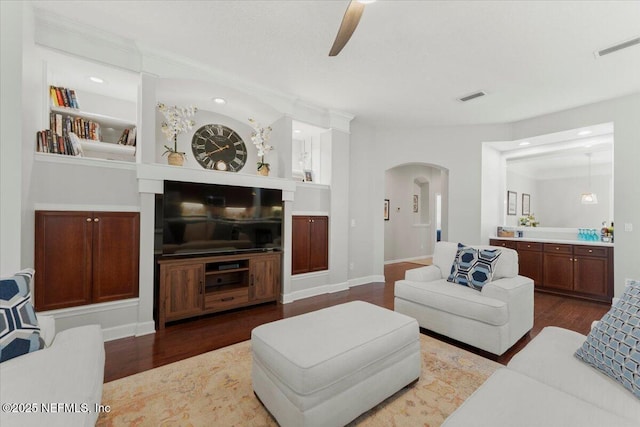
[394,241,534,355]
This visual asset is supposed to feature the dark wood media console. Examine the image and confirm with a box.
[157,251,281,329]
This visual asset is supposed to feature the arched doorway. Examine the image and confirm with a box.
[384,163,449,263]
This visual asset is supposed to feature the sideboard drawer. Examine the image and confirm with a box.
[544,243,573,254]
[517,241,543,252]
[490,239,517,249]
[574,245,609,258]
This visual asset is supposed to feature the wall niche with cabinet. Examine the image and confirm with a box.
[35,210,140,311]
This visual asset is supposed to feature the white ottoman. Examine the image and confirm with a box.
[251,300,421,427]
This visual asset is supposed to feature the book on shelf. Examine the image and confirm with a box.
[126,127,137,146]
[117,128,129,145]
[49,85,79,109]
[36,129,82,157]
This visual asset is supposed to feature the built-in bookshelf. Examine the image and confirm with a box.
[38,105,136,162]
[38,75,138,164]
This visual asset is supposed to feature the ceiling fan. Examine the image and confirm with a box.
[329,0,375,56]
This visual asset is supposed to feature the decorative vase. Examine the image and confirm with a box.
[167,152,184,166]
[258,165,270,176]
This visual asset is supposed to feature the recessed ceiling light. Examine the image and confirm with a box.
[213,97,226,104]
[519,141,530,146]
[89,76,104,84]
[578,130,592,136]
[585,144,593,148]
[293,129,301,134]
[357,0,377,4]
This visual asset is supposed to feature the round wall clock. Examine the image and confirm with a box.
[191,124,248,172]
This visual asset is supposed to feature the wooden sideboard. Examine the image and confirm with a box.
[490,239,613,303]
[157,251,281,329]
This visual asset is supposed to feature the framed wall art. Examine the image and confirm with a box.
[522,193,531,216]
[384,199,390,221]
[507,191,517,216]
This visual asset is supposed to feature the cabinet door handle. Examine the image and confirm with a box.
[221,296,234,302]
[569,258,573,261]
[94,218,99,222]
[555,247,560,250]
[250,274,254,287]
[86,218,92,222]
[199,281,203,294]
[588,249,593,253]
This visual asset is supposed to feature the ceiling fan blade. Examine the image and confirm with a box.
[329,1,366,57]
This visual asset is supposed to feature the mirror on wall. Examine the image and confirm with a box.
[501,123,614,228]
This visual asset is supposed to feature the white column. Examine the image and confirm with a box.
[1,2,23,275]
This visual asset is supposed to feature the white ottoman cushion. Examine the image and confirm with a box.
[252,301,421,426]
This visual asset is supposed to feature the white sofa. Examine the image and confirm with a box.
[0,315,105,427]
[394,241,534,355]
[443,326,640,427]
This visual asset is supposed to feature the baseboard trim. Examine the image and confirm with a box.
[135,321,156,337]
[384,254,433,265]
[283,274,386,303]
[37,298,140,318]
[348,275,385,287]
[282,281,349,303]
[102,321,156,342]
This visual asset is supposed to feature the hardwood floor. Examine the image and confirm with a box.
[104,262,609,382]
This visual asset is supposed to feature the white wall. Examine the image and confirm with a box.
[504,170,538,227]
[0,1,24,276]
[384,164,442,262]
[536,174,612,228]
[350,123,512,278]
[481,145,504,242]
[510,93,640,296]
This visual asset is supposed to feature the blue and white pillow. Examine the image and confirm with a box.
[574,280,640,399]
[0,269,44,363]
[447,243,502,291]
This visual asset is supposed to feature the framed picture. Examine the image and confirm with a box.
[522,193,531,216]
[413,194,419,213]
[384,199,390,221]
[304,170,314,182]
[507,191,517,216]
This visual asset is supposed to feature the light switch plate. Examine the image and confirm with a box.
[624,223,633,232]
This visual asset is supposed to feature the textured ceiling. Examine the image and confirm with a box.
[32,0,640,126]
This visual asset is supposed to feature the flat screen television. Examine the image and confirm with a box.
[159,180,283,256]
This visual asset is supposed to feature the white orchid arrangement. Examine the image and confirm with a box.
[157,103,198,156]
[249,118,274,169]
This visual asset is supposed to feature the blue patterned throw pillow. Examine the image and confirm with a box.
[575,280,640,399]
[447,243,502,291]
[0,269,45,363]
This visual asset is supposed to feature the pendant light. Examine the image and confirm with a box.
[581,153,598,204]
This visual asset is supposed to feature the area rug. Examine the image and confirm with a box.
[97,334,500,427]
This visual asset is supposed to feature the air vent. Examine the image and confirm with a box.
[458,91,486,102]
[595,37,640,57]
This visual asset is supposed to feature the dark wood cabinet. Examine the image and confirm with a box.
[292,215,328,275]
[543,252,574,291]
[491,238,613,302]
[573,245,611,297]
[35,210,139,311]
[250,254,280,302]
[516,242,543,287]
[158,251,281,329]
[162,263,204,322]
